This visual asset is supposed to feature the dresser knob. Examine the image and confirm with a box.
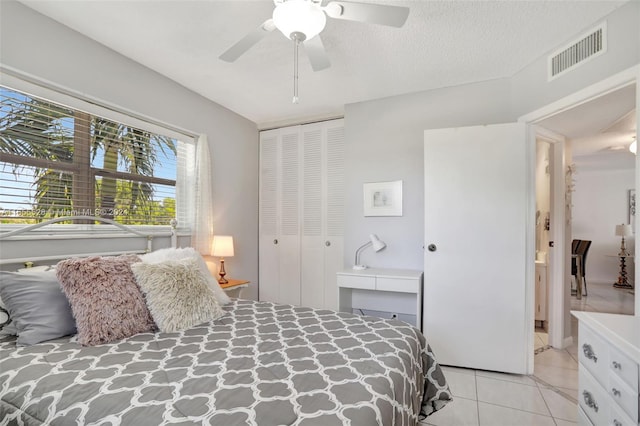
[582,390,598,412]
[582,344,597,362]
[612,361,621,370]
[612,388,621,397]
[325,241,331,247]
[273,239,278,245]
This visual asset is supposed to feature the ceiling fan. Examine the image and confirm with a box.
[219,0,410,103]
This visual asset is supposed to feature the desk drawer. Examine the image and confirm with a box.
[376,277,417,293]
[337,275,375,290]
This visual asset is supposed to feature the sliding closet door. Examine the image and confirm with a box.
[258,127,301,305]
[258,130,279,303]
[300,120,344,310]
[278,130,301,306]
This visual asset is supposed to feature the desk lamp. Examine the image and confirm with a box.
[353,234,386,270]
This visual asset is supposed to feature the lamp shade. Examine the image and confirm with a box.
[272,0,326,40]
[211,235,234,257]
[369,234,386,252]
[615,224,633,237]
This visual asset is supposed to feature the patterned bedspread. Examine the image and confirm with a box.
[0,299,451,425]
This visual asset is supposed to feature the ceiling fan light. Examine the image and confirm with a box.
[630,139,637,155]
[273,0,326,41]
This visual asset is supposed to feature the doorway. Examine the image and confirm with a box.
[521,67,639,354]
[538,83,636,321]
[534,138,552,351]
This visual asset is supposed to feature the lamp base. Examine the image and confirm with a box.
[218,259,228,284]
[352,264,368,270]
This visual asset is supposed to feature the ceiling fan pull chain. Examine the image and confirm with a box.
[292,33,301,104]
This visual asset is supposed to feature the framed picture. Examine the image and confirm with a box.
[629,189,636,224]
[363,180,403,217]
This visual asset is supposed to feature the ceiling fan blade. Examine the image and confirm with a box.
[219,19,275,62]
[304,36,331,72]
[324,1,409,27]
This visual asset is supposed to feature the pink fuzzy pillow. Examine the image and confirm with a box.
[56,255,155,346]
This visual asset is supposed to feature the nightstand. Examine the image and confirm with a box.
[219,279,250,298]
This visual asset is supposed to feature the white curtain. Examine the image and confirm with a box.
[191,134,214,254]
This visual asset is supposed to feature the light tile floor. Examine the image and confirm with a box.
[421,281,634,426]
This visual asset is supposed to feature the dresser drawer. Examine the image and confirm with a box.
[608,373,639,423]
[578,406,593,426]
[579,368,610,426]
[337,274,375,290]
[579,323,609,386]
[610,398,638,426]
[609,344,639,394]
[376,277,417,293]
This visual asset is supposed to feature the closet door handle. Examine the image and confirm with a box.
[273,239,278,245]
[325,241,331,247]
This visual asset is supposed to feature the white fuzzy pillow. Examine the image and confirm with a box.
[131,258,225,333]
[139,247,231,305]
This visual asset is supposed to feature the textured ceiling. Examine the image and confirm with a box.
[539,83,636,170]
[18,0,628,129]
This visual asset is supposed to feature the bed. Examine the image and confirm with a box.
[0,217,451,425]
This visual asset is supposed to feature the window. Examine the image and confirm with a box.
[0,86,187,227]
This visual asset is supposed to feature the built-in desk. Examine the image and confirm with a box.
[337,268,423,330]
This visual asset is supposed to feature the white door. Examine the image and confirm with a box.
[300,120,344,310]
[259,127,301,305]
[277,130,301,306]
[258,130,279,303]
[424,123,531,374]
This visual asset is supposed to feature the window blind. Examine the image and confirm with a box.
[0,86,183,226]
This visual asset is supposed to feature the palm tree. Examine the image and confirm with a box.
[0,89,177,224]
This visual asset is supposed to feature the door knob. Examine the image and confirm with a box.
[325,241,331,247]
[273,239,278,245]
[427,244,437,252]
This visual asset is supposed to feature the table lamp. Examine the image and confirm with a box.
[211,235,234,284]
[353,234,386,270]
[615,224,632,256]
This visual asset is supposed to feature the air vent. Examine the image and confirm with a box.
[548,22,606,80]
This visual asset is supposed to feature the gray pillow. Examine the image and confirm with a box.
[0,270,77,346]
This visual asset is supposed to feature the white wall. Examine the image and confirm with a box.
[343,79,513,269]
[342,0,639,343]
[572,166,635,284]
[510,1,640,118]
[0,1,260,299]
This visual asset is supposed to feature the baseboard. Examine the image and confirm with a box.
[563,336,574,349]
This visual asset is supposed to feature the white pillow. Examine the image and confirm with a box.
[139,247,231,305]
[131,258,225,333]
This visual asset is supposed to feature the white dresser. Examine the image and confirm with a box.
[572,312,640,426]
[336,268,423,330]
